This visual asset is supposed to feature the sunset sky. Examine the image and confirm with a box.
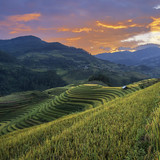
[0,0,160,54]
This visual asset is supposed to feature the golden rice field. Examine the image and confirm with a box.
[0,79,160,159]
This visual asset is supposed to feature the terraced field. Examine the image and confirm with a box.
[0,91,48,120]
[0,81,142,136]
[0,80,160,159]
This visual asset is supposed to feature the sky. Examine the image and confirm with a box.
[0,0,160,54]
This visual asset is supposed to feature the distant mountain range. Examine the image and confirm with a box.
[0,35,149,95]
[95,45,160,67]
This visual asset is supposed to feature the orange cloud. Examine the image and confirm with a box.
[57,28,70,32]
[56,27,92,33]
[72,27,92,33]
[8,13,41,22]
[96,21,143,29]
[50,18,146,54]
[148,17,160,31]
[9,24,32,34]
[66,37,81,41]
[0,13,41,34]
[38,27,56,31]
[128,19,133,23]
[122,17,160,47]
[39,18,150,54]
[0,21,11,27]
[96,21,128,29]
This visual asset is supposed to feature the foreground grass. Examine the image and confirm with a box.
[0,82,160,159]
[146,102,160,159]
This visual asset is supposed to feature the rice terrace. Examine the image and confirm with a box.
[1,0,160,159]
[0,79,160,159]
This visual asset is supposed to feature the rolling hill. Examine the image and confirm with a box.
[0,79,160,159]
[0,81,140,136]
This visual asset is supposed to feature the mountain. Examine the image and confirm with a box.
[0,35,112,69]
[0,36,46,56]
[135,44,160,50]
[0,36,148,95]
[95,46,160,67]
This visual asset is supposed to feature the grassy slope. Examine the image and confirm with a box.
[0,79,160,159]
[0,82,140,136]
[0,91,48,121]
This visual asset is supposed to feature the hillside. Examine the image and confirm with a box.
[0,79,160,159]
[0,50,16,63]
[0,79,158,136]
[0,36,148,95]
[0,65,66,96]
[0,81,138,135]
[0,35,109,69]
[0,36,125,73]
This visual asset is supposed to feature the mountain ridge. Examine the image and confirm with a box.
[0,35,90,56]
[95,46,160,67]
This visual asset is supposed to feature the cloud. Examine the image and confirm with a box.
[99,47,111,52]
[0,21,10,27]
[154,5,160,9]
[38,27,92,33]
[135,44,160,50]
[128,19,133,23]
[0,13,41,28]
[121,15,160,46]
[99,46,135,53]
[118,47,132,51]
[121,16,160,49]
[96,21,128,29]
[9,24,32,34]
[57,27,92,33]
[8,13,41,22]
[38,27,56,31]
[148,17,160,31]
[96,21,143,30]
[66,37,81,41]
[0,13,41,35]
[121,31,160,45]
[72,27,92,33]
[57,28,70,32]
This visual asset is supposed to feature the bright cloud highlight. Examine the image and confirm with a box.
[122,31,160,45]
